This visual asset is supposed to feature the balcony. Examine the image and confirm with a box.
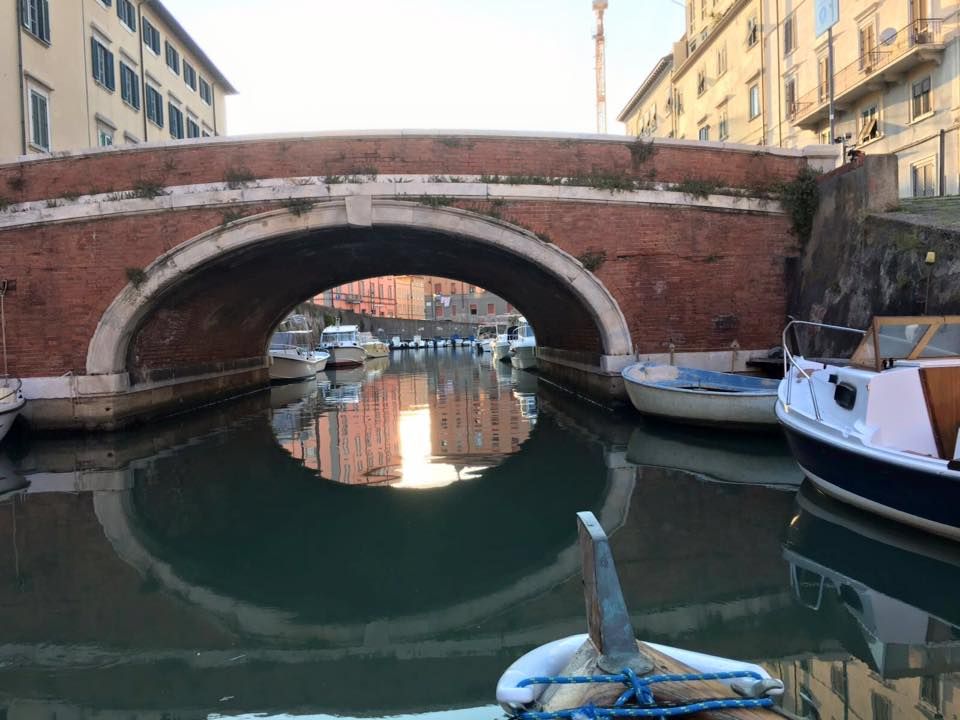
[792,18,945,130]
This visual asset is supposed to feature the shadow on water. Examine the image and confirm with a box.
[0,350,957,718]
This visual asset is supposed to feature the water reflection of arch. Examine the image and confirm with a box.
[91,412,635,646]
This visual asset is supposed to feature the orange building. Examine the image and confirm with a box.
[314,277,398,317]
[394,276,426,320]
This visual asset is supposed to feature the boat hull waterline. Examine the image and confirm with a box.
[779,404,960,541]
[0,395,26,445]
[269,353,319,383]
[325,346,367,367]
[622,363,779,428]
[510,345,537,370]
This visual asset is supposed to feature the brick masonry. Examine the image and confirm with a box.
[0,134,804,402]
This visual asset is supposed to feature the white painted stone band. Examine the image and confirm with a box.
[0,174,784,230]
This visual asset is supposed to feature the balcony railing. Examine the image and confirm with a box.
[793,18,944,127]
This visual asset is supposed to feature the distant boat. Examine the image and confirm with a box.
[358,332,390,359]
[269,315,327,383]
[0,377,25,445]
[778,316,960,541]
[622,363,779,428]
[318,324,367,367]
[509,318,536,370]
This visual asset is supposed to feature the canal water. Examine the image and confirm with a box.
[1,348,958,720]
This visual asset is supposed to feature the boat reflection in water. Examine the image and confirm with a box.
[626,421,802,488]
[773,482,960,720]
[269,350,537,488]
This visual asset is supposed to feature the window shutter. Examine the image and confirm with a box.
[91,38,100,81]
[106,50,115,90]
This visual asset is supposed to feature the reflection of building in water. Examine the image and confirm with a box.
[773,655,960,720]
[272,360,534,486]
[431,362,531,461]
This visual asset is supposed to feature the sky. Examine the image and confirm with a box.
[161,0,685,137]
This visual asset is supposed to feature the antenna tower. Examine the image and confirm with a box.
[593,0,608,134]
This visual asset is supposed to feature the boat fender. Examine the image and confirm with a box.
[731,677,785,698]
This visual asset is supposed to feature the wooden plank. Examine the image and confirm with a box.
[920,366,960,460]
[541,639,778,720]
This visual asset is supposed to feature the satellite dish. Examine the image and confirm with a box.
[880,28,898,45]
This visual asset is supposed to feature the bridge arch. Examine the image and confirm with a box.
[86,197,633,383]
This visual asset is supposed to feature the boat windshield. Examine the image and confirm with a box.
[851,316,960,370]
[323,331,357,343]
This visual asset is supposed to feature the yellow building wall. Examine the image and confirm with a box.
[1,0,230,161]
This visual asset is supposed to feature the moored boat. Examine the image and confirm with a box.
[0,377,25,445]
[777,316,960,541]
[358,332,389,359]
[509,318,537,370]
[497,512,783,719]
[622,363,779,428]
[319,324,367,367]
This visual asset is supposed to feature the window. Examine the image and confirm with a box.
[859,23,878,71]
[748,84,761,119]
[912,76,932,118]
[487,303,495,315]
[142,17,160,54]
[91,37,116,91]
[120,62,140,109]
[830,664,846,697]
[97,121,114,147]
[99,0,112,6]
[199,77,212,105]
[452,304,458,316]
[697,69,706,96]
[920,676,940,709]
[117,0,136,31]
[784,14,797,55]
[168,102,183,138]
[20,0,51,43]
[700,0,706,20]
[434,283,442,293]
[718,108,729,140]
[784,77,797,118]
[28,86,50,151]
[183,61,197,91]
[912,159,936,197]
[716,44,727,75]
[675,90,684,115]
[859,104,880,142]
[817,56,831,102]
[165,41,180,73]
[746,16,758,47]
[698,125,710,141]
[146,84,163,127]
[123,132,139,144]
[187,115,200,138]
[470,304,478,316]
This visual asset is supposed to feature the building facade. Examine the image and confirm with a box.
[620,0,959,197]
[1,0,234,161]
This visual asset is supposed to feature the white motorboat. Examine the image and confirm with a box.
[509,318,537,370]
[389,336,406,350]
[0,377,26,445]
[319,324,367,367]
[778,316,960,541]
[268,315,327,383]
[358,332,390,359]
[622,362,780,428]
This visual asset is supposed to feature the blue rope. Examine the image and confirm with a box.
[511,669,774,719]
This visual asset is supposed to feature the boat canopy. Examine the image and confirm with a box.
[851,316,960,371]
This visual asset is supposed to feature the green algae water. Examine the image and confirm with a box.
[0,349,957,720]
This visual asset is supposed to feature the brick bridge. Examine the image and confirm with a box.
[0,131,835,430]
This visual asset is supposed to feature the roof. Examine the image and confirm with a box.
[616,54,673,122]
[144,0,238,94]
[322,325,359,332]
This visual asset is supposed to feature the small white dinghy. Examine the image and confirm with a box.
[622,363,779,429]
[497,512,783,720]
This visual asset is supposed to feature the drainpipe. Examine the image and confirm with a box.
[760,0,768,144]
[940,128,946,195]
[137,1,148,141]
[212,86,218,135]
[16,2,27,154]
[774,0,783,147]
[80,0,93,147]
